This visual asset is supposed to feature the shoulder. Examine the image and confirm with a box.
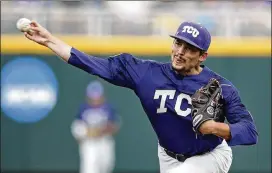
[101,102,114,111]
[219,78,238,99]
[102,102,113,109]
[205,67,239,99]
[79,103,92,111]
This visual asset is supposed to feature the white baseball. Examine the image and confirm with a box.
[16,18,31,32]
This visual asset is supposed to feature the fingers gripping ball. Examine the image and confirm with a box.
[191,78,225,134]
[16,18,32,32]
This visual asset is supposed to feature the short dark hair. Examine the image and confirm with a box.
[199,50,206,55]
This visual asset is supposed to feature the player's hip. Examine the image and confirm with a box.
[158,140,232,173]
[158,140,231,161]
[158,136,223,158]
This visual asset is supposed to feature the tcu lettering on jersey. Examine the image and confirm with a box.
[181,25,200,38]
[154,90,192,117]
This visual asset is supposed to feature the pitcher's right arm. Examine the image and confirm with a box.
[25,21,151,90]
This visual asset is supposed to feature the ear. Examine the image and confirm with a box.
[171,39,176,47]
[171,40,176,51]
[199,52,208,62]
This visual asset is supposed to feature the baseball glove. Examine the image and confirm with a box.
[191,78,225,134]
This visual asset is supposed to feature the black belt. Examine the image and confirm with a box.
[164,148,208,162]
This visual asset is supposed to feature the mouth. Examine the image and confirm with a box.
[174,55,186,64]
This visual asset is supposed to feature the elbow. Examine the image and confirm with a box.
[248,134,258,145]
[247,125,258,145]
[251,129,258,145]
[228,121,258,146]
[253,136,258,145]
[248,115,259,145]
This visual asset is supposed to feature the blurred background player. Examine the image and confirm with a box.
[71,80,120,173]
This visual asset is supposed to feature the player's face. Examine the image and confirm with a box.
[171,39,206,74]
[87,96,104,106]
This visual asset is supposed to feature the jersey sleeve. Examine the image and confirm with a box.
[107,105,120,124]
[75,104,85,120]
[68,47,151,90]
[222,85,258,146]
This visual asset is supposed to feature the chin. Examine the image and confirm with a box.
[172,64,184,72]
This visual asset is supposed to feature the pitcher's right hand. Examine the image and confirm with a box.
[24,21,53,47]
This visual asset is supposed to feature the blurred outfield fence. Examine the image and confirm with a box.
[1,1,271,37]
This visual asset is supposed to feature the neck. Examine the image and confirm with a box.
[177,65,203,76]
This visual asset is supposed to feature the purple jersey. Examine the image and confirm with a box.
[68,48,258,155]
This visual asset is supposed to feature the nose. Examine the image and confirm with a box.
[176,45,186,55]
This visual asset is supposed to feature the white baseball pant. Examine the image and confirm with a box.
[158,140,232,173]
[79,137,115,173]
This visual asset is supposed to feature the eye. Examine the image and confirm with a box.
[187,45,198,52]
[175,41,182,46]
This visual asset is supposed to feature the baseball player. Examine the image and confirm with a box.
[71,80,120,173]
[24,20,258,173]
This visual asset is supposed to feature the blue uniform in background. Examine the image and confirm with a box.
[76,103,118,129]
[71,81,119,173]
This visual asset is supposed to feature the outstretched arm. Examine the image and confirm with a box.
[24,21,151,90]
[24,21,71,62]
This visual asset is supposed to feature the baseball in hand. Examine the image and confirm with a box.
[16,18,31,32]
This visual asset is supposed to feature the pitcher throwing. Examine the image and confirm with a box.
[23,20,258,173]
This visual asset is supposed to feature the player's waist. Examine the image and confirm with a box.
[164,148,207,162]
[159,139,222,162]
[159,144,214,162]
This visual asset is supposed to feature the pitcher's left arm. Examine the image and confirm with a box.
[222,85,258,146]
